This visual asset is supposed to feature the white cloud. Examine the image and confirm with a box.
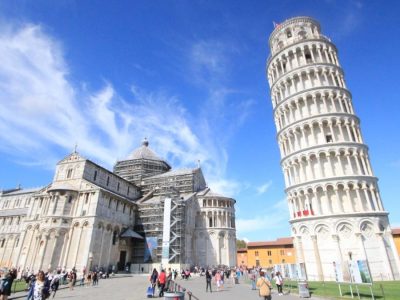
[0,23,249,197]
[236,198,289,239]
[256,180,272,195]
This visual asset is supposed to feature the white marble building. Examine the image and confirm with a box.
[267,16,400,281]
[0,140,237,274]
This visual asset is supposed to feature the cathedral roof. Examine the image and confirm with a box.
[0,187,42,196]
[145,168,198,179]
[125,138,167,163]
[197,187,232,199]
[48,183,80,192]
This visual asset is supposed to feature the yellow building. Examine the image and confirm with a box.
[239,230,399,269]
[237,248,248,267]
[245,237,296,268]
[393,228,400,257]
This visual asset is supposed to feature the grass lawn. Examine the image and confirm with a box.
[284,280,400,300]
[11,280,28,293]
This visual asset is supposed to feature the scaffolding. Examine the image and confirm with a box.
[132,192,186,264]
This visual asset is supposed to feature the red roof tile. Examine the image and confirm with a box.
[392,228,400,235]
[247,237,293,247]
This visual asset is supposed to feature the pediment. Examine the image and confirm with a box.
[58,152,86,165]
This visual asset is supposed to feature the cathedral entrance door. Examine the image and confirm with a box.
[119,251,127,271]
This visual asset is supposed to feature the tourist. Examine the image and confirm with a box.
[215,270,221,292]
[68,270,76,291]
[205,270,212,293]
[0,268,17,300]
[49,271,61,298]
[92,272,98,286]
[256,270,272,300]
[86,272,92,287]
[220,270,224,289]
[29,271,50,300]
[166,268,172,291]
[149,269,158,297]
[250,269,256,290]
[274,271,283,296]
[158,269,166,297]
[230,269,235,284]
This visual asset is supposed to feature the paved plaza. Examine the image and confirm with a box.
[10,274,321,300]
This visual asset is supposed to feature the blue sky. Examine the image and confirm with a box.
[1,0,400,242]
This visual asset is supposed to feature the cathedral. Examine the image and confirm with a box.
[0,139,237,274]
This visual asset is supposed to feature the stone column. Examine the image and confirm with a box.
[311,235,324,281]
[62,226,75,268]
[332,234,350,280]
[14,229,27,268]
[6,236,17,268]
[30,235,41,271]
[355,187,364,212]
[295,236,306,263]
[38,234,50,270]
[345,187,355,212]
[106,230,114,267]
[376,233,394,280]
[369,187,380,212]
[58,231,69,268]
[362,184,373,211]
[21,228,36,272]
[386,231,400,279]
[48,232,60,270]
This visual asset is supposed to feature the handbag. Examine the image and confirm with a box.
[0,278,8,294]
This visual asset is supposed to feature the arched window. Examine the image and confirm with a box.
[305,52,312,63]
[112,231,118,245]
[286,30,292,38]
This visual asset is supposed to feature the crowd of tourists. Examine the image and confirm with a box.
[146,265,284,299]
[0,266,107,300]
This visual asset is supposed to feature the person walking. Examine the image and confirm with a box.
[92,272,98,286]
[166,268,172,291]
[149,269,158,297]
[158,270,166,297]
[274,271,283,296]
[215,271,221,292]
[0,269,17,300]
[49,271,61,298]
[250,270,256,290]
[256,271,272,300]
[29,271,50,300]
[68,271,76,291]
[205,270,212,293]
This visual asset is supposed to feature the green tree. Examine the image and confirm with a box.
[236,239,247,249]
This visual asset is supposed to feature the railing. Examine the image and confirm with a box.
[168,280,200,300]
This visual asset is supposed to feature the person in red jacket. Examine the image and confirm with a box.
[158,269,166,297]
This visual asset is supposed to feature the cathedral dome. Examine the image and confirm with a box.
[126,138,164,161]
[114,138,171,185]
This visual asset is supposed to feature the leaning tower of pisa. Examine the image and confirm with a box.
[266,16,400,281]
